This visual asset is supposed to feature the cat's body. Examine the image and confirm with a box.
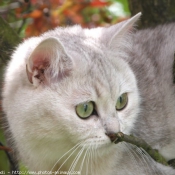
[2,13,175,175]
[130,24,175,161]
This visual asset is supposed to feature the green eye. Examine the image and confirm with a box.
[116,93,128,111]
[76,101,94,119]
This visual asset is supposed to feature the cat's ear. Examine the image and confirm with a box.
[26,37,72,86]
[105,12,141,49]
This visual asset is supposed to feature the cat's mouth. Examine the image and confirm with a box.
[81,136,112,149]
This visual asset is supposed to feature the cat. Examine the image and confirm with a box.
[2,12,175,175]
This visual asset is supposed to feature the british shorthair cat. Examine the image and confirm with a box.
[2,13,175,175]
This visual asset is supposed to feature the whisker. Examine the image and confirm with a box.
[135,146,155,174]
[85,141,92,175]
[79,144,90,174]
[95,141,98,173]
[91,143,96,174]
[68,145,85,175]
[89,143,94,175]
[136,147,153,173]
[123,142,144,174]
[124,143,152,175]
[136,148,165,175]
[85,151,90,175]
[50,141,83,173]
[57,141,84,173]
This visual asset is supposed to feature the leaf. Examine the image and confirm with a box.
[90,0,110,7]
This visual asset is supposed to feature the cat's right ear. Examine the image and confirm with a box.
[26,37,72,87]
[104,12,141,50]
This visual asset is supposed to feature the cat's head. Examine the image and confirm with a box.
[4,13,141,170]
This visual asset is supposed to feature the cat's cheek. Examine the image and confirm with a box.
[72,116,109,144]
[77,115,103,133]
[117,91,140,134]
[118,109,135,133]
[117,109,137,134]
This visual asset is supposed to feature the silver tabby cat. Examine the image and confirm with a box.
[2,13,175,175]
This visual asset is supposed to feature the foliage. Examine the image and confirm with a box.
[0,0,130,37]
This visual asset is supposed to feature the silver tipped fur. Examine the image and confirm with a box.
[2,13,175,174]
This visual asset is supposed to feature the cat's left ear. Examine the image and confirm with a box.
[105,12,141,49]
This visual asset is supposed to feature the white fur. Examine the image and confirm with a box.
[2,13,175,175]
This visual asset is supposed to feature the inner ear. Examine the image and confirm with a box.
[26,51,50,84]
[26,37,72,86]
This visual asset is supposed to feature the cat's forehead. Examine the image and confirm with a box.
[42,25,136,100]
[43,25,103,50]
[58,58,124,105]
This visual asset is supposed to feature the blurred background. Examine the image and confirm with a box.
[0,0,130,38]
[0,0,130,173]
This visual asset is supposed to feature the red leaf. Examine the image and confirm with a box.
[90,0,109,7]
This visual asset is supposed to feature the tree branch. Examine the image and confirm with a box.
[113,132,169,166]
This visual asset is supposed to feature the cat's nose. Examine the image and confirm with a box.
[105,132,117,142]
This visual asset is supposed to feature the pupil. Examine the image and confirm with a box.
[120,97,123,103]
[84,104,88,112]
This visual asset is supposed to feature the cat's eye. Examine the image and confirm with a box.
[76,101,94,119]
[116,93,128,111]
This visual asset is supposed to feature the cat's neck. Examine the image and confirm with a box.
[52,150,117,175]
[24,144,119,175]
